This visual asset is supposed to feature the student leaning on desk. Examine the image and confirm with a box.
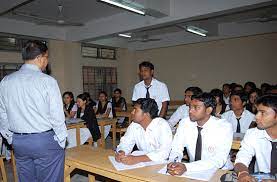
[234,95,277,182]
[115,98,172,165]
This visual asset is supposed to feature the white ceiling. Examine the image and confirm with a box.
[0,0,276,50]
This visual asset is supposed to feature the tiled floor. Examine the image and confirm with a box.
[1,136,120,182]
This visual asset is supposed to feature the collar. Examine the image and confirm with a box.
[143,78,156,87]
[20,64,41,72]
[194,116,215,129]
[232,109,247,119]
[256,128,275,142]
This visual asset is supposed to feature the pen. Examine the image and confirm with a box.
[166,156,178,174]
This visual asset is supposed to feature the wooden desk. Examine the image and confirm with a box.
[98,118,117,149]
[232,137,242,150]
[116,111,133,125]
[64,145,226,182]
[66,122,86,147]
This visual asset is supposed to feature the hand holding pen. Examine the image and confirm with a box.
[166,156,187,176]
[114,148,126,162]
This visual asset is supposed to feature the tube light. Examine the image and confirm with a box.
[100,0,145,15]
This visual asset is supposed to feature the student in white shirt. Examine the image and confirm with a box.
[115,98,172,165]
[167,93,233,175]
[132,61,170,118]
[222,90,256,133]
[234,95,277,181]
[167,87,202,129]
[222,83,231,110]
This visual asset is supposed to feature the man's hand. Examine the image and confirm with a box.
[120,155,140,165]
[115,150,125,162]
[238,173,257,182]
[166,162,187,176]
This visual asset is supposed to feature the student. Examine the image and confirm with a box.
[244,82,256,95]
[167,87,202,129]
[76,94,101,144]
[94,91,113,139]
[111,88,127,112]
[222,90,255,133]
[132,61,170,118]
[63,91,77,118]
[234,95,277,181]
[111,88,127,124]
[245,88,261,114]
[167,93,233,175]
[95,91,113,119]
[222,83,231,107]
[210,88,227,118]
[115,98,172,165]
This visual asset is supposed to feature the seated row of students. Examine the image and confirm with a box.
[63,90,126,148]
[115,94,277,180]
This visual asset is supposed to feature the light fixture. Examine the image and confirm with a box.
[118,33,132,38]
[99,0,145,15]
[186,25,208,37]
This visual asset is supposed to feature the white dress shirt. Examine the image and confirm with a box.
[222,109,255,133]
[117,117,172,162]
[235,128,276,173]
[0,64,67,147]
[167,104,189,129]
[132,78,170,114]
[169,116,233,172]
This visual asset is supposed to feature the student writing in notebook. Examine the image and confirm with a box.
[167,93,233,175]
[115,98,172,165]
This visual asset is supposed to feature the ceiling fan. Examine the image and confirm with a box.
[237,11,277,24]
[128,34,161,43]
[12,2,83,27]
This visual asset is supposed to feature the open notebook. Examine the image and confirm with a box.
[109,150,167,171]
[158,165,218,181]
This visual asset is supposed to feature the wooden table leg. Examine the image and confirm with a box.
[64,164,75,182]
[76,126,81,146]
[11,151,17,182]
[100,125,105,149]
[88,174,96,182]
[0,156,7,182]
[112,122,116,149]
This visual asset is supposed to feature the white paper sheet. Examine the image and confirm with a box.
[158,165,218,181]
[108,151,167,171]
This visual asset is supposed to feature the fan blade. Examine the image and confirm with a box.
[12,11,57,23]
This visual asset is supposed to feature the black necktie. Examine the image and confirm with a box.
[195,126,202,161]
[236,117,241,133]
[145,86,151,98]
[271,141,277,174]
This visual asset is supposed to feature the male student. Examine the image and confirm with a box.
[222,90,256,133]
[132,61,170,118]
[234,95,277,181]
[167,93,233,175]
[167,87,202,129]
[115,98,172,165]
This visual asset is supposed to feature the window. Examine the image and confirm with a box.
[0,35,47,52]
[0,63,22,81]
[81,44,116,60]
[83,66,117,99]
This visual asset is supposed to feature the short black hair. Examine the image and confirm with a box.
[22,40,48,61]
[210,89,225,105]
[77,93,88,102]
[222,83,230,88]
[185,87,203,96]
[134,98,158,119]
[139,61,154,70]
[113,88,122,94]
[230,90,248,103]
[244,81,256,90]
[191,92,216,116]
[256,94,277,113]
[249,88,262,98]
[99,91,108,97]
